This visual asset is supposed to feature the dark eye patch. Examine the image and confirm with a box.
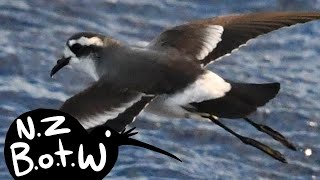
[70,43,83,55]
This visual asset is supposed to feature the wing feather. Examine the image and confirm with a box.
[148,12,320,66]
[60,81,154,131]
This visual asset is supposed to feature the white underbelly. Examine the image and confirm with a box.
[144,95,189,119]
[143,70,231,119]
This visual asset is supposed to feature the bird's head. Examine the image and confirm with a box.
[51,32,119,80]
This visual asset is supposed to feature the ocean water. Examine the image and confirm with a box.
[0,0,320,179]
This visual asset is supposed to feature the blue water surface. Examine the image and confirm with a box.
[0,0,319,179]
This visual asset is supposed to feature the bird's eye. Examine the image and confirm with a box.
[70,43,83,55]
[105,130,111,137]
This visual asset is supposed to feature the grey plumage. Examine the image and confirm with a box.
[51,12,320,163]
[96,46,203,94]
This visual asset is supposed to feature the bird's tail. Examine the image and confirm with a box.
[190,81,280,118]
[189,82,297,163]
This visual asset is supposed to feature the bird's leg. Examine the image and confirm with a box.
[243,117,296,151]
[204,115,287,163]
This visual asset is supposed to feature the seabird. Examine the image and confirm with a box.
[51,12,320,163]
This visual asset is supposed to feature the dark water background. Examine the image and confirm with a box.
[0,0,319,179]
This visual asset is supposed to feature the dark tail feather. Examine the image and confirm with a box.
[190,82,280,118]
[229,81,280,106]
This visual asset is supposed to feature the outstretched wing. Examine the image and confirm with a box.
[148,12,320,66]
[59,81,154,132]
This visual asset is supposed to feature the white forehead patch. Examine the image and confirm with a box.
[68,36,103,47]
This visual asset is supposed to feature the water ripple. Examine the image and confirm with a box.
[0,0,319,179]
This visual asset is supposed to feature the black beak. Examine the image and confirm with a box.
[50,57,71,77]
